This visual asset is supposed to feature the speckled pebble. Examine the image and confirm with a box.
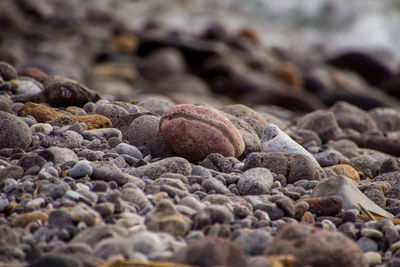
[69,160,93,178]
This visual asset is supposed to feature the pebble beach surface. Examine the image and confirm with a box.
[2,1,400,267]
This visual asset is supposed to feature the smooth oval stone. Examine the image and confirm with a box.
[69,161,93,178]
[115,143,143,159]
[297,110,339,142]
[30,123,53,135]
[160,104,245,161]
[261,123,320,167]
[0,111,32,149]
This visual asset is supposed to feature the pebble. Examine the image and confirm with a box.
[115,142,143,159]
[313,175,393,218]
[297,110,340,142]
[237,167,273,195]
[144,199,189,237]
[171,237,248,267]
[261,123,320,166]
[330,101,378,132]
[264,223,366,267]
[69,160,93,178]
[128,114,175,158]
[160,104,245,161]
[94,103,129,125]
[0,111,32,149]
[361,228,384,240]
[128,157,191,179]
[244,152,325,183]
[324,164,360,180]
[364,251,382,266]
[233,229,272,256]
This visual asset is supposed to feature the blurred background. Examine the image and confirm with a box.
[2,0,400,113]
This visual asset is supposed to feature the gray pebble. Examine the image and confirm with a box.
[201,177,230,194]
[69,161,93,178]
[128,157,191,179]
[115,143,143,159]
[238,167,273,195]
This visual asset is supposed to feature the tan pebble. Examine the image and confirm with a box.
[153,192,169,202]
[13,211,48,227]
[65,106,86,115]
[18,102,111,130]
[325,164,360,181]
[300,211,315,224]
[363,251,381,266]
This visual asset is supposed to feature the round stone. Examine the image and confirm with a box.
[0,111,32,149]
[69,161,93,178]
[237,167,274,195]
[160,104,245,161]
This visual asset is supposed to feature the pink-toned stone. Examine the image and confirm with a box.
[160,104,245,161]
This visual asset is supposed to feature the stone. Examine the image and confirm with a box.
[244,152,325,184]
[93,237,131,259]
[344,133,400,157]
[70,225,128,248]
[16,80,42,95]
[48,209,74,229]
[233,229,272,256]
[201,177,230,194]
[69,161,93,178]
[374,172,400,199]
[313,175,393,218]
[171,237,248,267]
[113,112,154,140]
[0,61,17,81]
[144,199,189,237]
[219,104,268,137]
[137,96,175,116]
[18,154,47,171]
[264,223,366,267]
[330,101,377,132]
[237,167,274,195]
[128,157,191,179]
[160,104,245,161]
[115,143,143,159]
[0,111,32,149]
[29,253,82,267]
[128,114,175,158]
[369,108,400,132]
[94,103,128,125]
[0,166,24,180]
[82,128,122,141]
[129,231,163,255]
[18,102,111,130]
[301,196,343,216]
[363,251,382,266]
[261,124,319,166]
[12,211,48,227]
[70,203,102,226]
[13,75,100,107]
[324,164,360,181]
[91,161,142,186]
[222,113,262,158]
[199,153,234,173]
[194,205,234,229]
[357,237,378,252]
[121,186,152,211]
[276,197,296,217]
[297,110,340,142]
[0,95,12,112]
[47,147,78,165]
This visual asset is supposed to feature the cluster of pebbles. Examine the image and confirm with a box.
[3,1,400,267]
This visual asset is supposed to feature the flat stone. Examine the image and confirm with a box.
[128,157,191,179]
[237,167,274,195]
[313,175,393,218]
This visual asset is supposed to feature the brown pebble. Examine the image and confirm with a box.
[160,104,245,161]
[300,211,315,224]
[18,66,48,83]
[264,223,366,267]
[301,196,343,216]
[13,211,48,227]
[324,164,360,181]
[18,102,111,130]
[297,110,339,142]
[171,237,248,267]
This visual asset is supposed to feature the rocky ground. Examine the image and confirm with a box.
[2,0,400,267]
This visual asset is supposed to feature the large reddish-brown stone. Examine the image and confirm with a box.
[160,104,245,161]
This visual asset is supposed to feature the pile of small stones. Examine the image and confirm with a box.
[2,2,400,266]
